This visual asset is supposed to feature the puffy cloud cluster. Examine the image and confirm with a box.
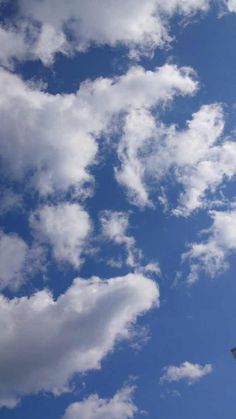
[0,0,212,66]
[0,273,158,408]
[160,361,213,384]
[5,65,233,219]
[0,64,197,198]
[183,207,236,282]
[0,62,191,408]
[117,103,236,215]
[30,203,91,268]
[62,387,137,419]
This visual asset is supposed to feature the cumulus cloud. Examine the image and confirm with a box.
[30,203,91,268]
[0,0,211,65]
[160,361,213,384]
[183,207,236,282]
[0,64,196,197]
[62,386,137,419]
[0,22,68,69]
[0,230,42,290]
[0,68,97,196]
[116,103,236,215]
[0,273,159,408]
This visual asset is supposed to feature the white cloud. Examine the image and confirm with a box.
[0,272,159,408]
[116,103,236,215]
[100,211,162,272]
[0,21,68,69]
[32,23,68,65]
[0,25,28,69]
[226,0,236,12]
[160,361,213,384]
[0,230,28,290]
[0,230,42,290]
[183,207,236,282]
[0,68,97,196]
[30,203,91,268]
[0,64,197,197]
[100,211,141,267]
[100,212,132,245]
[62,387,137,419]
[116,108,157,207]
[0,188,22,215]
[0,0,211,65]
[141,262,161,276]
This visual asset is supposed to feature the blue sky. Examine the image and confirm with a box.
[1,1,236,418]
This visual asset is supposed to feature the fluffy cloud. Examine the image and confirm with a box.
[0,25,28,69]
[116,103,236,215]
[0,230,42,290]
[30,203,91,268]
[0,0,211,65]
[160,361,213,384]
[4,63,225,218]
[0,22,68,68]
[62,387,137,419]
[0,273,159,408]
[183,207,236,282]
[0,68,97,196]
[0,64,196,197]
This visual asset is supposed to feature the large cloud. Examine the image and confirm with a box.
[0,0,211,66]
[183,206,236,282]
[62,387,137,419]
[0,273,159,408]
[0,64,197,197]
[116,104,236,215]
[30,203,91,268]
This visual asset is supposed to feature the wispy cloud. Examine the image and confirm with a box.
[160,361,213,384]
[183,206,236,283]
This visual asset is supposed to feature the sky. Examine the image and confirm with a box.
[1,1,236,418]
